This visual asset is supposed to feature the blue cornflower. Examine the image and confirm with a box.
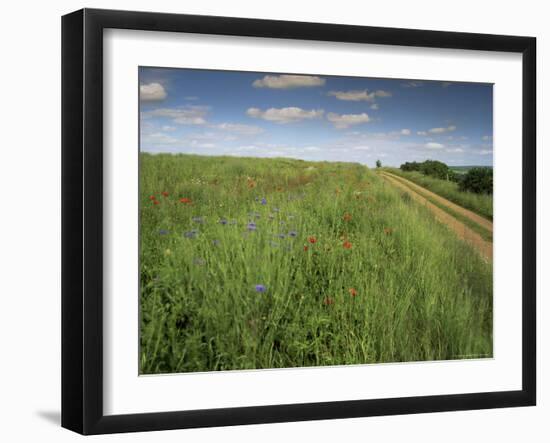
[288,230,298,238]
[247,222,257,231]
[260,198,267,205]
[219,218,228,225]
[183,230,198,239]
[255,284,266,293]
[158,229,169,235]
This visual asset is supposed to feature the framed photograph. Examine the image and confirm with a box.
[61,8,536,435]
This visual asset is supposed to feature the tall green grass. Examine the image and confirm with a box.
[140,154,493,374]
[383,168,493,220]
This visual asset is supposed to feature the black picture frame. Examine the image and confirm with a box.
[62,8,536,435]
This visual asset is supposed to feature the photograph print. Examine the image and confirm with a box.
[139,67,493,375]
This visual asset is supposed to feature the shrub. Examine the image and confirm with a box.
[459,167,493,194]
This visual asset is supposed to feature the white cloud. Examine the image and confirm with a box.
[327,112,370,129]
[213,123,264,135]
[478,149,493,155]
[161,125,176,132]
[370,103,379,110]
[142,132,178,144]
[246,107,324,124]
[417,131,428,136]
[425,142,445,149]
[482,135,493,141]
[327,89,392,102]
[428,125,457,134]
[252,75,325,89]
[400,129,411,135]
[143,106,208,125]
[140,82,167,101]
[446,147,464,153]
[401,81,423,88]
[352,146,370,151]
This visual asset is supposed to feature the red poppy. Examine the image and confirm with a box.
[343,213,352,222]
[180,198,192,204]
[303,246,309,251]
[323,297,335,306]
[149,195,156,200]
[308,236,317,244]
[343,241,352,249]
[349,288,358,297]
[153,200,160,205]
[161,191,169,197]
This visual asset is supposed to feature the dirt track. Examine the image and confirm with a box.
[379,171,493,261]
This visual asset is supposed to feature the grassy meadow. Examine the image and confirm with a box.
[140,153,493,374]
[383,167,493,220]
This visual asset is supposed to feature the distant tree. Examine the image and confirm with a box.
[459,167,493,194]
[376,159,382,168]
[400,161,421,172]
[419,160,450,180]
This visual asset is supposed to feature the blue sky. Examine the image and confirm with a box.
[139,67,493,167]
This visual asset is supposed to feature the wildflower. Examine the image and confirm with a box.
[323,297,335,306]
[183,230,198,239]
[303,246,309,251]
[149,195,156,200]
[192,216,205,224]
[349,288,358,297]
[158,229,169,235]
[180,197,192,204]
[343,213,352,222]
[255,284,266,293]
[343,241,353,249]
[164,248,172,256]
[153,200,160,205]
[193,257,206,266]
[288,230,298,238]
[161,191,169,197]
[260,198,267,205]
[308,236,317,244]
[247,222,257,231]
[247,178,256,189]
[219,218,228,225]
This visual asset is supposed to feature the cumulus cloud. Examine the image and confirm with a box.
[252,75,325,89]
[143,106,208,125]
[326,112,370,129]
[327,89,392,102]
[425,142,445,149]
[400,129,411,135]
[140,82,167,101]
[417,131,428,136]
[478,149,493,155]
[213,123,264,135]
[246,107,324,124]
[428,125,456,134]
[370,103,379,110]
[401,81,423,88]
